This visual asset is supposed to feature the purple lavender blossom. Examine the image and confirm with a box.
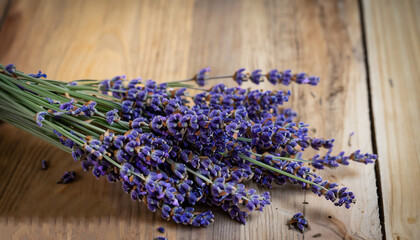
[267,69,280,85]
[250,69,262,85]
[4,64,16,75]
[280,70,292,85]
[59,99,75,111]
[106,109,120,124]
[35,112,47,126]
[195,67,210,86]
[233,68,247,86]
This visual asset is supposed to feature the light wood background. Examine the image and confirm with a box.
[0,0,417,239]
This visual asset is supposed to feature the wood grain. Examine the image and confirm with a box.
[363,0,420,239]
[0,0,10,29]
[0,0,381,239]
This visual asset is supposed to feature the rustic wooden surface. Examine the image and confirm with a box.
[0,0,391,239]
[363,0,420,239]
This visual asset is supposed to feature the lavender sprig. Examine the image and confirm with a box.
[170,67,320,87]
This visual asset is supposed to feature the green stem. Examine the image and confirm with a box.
[0,108,70,152]
[166,159,213,184]
[103,155,147,181]
[169,75,233,84]
[249,151,311,163]
[53,121,87,139]
[60,115,106,134]
[0,80,64,112]
[90,117,127,133]
[237,137,252,142]
[43,121,85,146]
[0,74,71,103]
[56,118,101,139]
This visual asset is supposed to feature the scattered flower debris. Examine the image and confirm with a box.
[348,132,355,147]
[157,227,165,233]
[41,160,48,170]
[56,171,76,184]
[288,213,309,233]
[312,233,322,238]
[155,237,167,240]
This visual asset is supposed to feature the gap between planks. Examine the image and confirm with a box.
[358,0,386,239]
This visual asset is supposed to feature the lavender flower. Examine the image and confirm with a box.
[106,109,120,124]
[250,69,262,84]
[233,68,247,86]
[267,69,280,85]
[195,67,210,86]
[280,70,292,85]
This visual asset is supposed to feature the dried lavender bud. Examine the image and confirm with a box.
[157,227,165,233]
[288,213,309,232]
[41,160,48,170]
[312,233,322,238]
[4,64,16,75]
[57,171,76,184]
[155,237,167,240]
[28,70,47,78]
[348,131,355,146]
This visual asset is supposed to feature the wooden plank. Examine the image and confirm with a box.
[0,0,381,239]
[363,0,420,239]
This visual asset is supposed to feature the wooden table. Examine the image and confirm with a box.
[0,0,418,239]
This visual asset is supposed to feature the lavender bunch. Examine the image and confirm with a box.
[0,64,376,226]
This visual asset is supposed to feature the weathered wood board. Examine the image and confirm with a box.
[0,0,383,239]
